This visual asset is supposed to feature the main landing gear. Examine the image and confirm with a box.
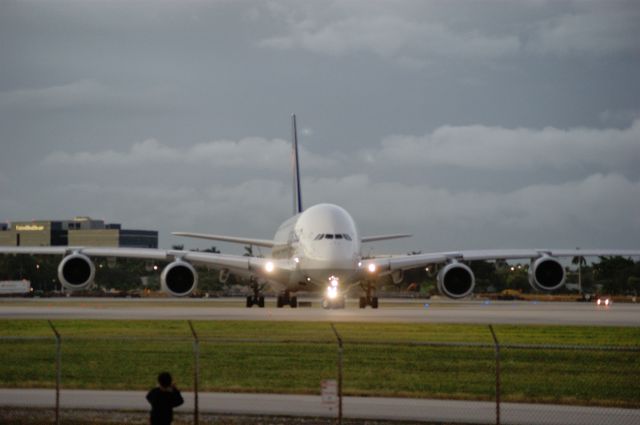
[277,291,298,308]
[359,282,379,309]
[246,278,265,308]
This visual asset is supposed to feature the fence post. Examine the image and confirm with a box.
[330,323,343,425]
[488,325,500,425]
[47,320,61,425]
[188,321,199,425]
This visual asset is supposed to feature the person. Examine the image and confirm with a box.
[146,372,184,425]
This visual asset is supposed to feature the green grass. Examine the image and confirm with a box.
[0,320,639,407]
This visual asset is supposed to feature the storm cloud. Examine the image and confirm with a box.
[1,0,639,254]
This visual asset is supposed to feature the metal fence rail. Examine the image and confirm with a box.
[1,322,639,425]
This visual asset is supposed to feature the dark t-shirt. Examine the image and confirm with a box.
[146,386,184,425]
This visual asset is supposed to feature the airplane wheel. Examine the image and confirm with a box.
[371,297,379,309]
[277,295,284,308]
[290,296,298,308]
[322,299,330,309]
[246,296,253,308]
[339,297,346,309]
[258,296,265,308]
[359,297,366,309]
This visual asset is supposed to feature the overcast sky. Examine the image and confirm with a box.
[1,0,639,255]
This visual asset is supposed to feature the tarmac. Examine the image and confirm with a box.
[1,388,639,425]
[0,297,639,326]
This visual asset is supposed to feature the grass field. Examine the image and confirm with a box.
[1,320,639,407]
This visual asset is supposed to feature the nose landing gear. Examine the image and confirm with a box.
[322,296,346,309]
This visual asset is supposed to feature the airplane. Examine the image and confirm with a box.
[1,115,639,309]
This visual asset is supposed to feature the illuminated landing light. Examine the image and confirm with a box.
[367,263,377,273]
[294,257,300,264]
[265,261,275,273]
[326,285,338,300]
[358,261,362,268]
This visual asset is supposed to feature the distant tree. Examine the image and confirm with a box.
[593,256,637,294]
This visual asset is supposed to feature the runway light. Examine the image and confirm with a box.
[265,261,275,273]
[367,263,377,273]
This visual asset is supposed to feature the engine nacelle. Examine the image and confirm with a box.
[437,262,475,299]
[161,260,198,297]
[528,256,565,291]
[58,253,95,290]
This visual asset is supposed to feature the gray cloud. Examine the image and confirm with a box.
[257,1,639,64]
[0,79,177,112]
[1,0,639,254]
[363,119,640,177]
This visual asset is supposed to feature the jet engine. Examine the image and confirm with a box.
[437,262,475,299]
[161,260,198,296]
[58,253,95,290]
[528,256,565,291]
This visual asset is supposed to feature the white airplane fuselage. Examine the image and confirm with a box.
[270,203,361,293]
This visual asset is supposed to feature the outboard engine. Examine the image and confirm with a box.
[161,260,198,297]
[58,253,95,290]
[437,262,475,299]
[529,256,565,291]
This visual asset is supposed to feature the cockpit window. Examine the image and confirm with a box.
[314,233,352,241]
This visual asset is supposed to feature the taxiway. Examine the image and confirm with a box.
[0,297,638,326]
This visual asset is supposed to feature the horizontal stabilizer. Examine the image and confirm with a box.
[172,232,274,248]
[361,234,412,243]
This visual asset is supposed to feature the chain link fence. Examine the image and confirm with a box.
[1,321,639,425]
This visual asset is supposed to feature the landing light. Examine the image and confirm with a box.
[265,261,275,273]
[367,263,377,273]
[294,257,300,264]
[327,285,338,300]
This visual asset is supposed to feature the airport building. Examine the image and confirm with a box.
[0,216,157,248]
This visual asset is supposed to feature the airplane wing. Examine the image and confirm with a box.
[363,248,640,273]
[361,234,412,243]
[360,248,640,299]
[0,245,292,296]
[171,232,274,248]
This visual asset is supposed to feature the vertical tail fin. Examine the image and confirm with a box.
[291,114,303,215]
